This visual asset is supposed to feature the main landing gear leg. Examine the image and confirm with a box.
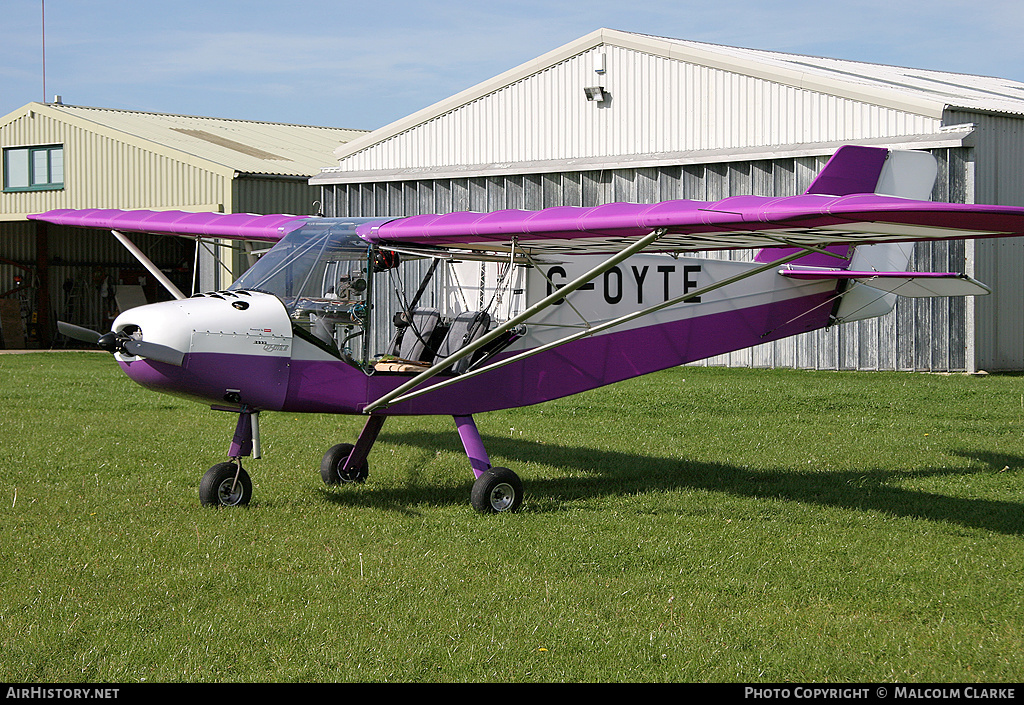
[321,415,386,485]
[455,415,523,513]
[199,408,259,507]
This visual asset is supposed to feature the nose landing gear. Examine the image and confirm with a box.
[199,461,252,507]
[200,408,259,507]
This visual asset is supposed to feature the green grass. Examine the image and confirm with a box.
[2,352,1024,682]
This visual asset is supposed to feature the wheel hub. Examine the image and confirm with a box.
[217,478,245,505]
[488,482,516,511]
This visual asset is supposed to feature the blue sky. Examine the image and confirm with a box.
[3,0,1024,131]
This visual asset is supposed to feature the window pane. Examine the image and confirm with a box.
[5,148,29,189]
[33,150,49,184]
[49,148,63,184]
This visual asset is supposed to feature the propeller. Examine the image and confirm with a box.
[57,321,184,366]
[120,339,184,366]
[57,321,101,346]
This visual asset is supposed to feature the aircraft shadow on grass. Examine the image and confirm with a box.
[319,431,1024,536]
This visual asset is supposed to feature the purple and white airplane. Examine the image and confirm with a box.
[31,145,1024,511]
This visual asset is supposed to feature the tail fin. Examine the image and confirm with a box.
[832,147,938,321]
[755,146,939,267]
[804,144,937,199]
[804,145,891,197]
[756,145,943,322]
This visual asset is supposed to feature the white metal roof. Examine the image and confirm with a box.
[37,104,366,177]
[646,32,1024,118]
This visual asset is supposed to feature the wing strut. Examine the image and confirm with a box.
[111,230,187,301]
[371,248,815,409]
[363,227,672,413]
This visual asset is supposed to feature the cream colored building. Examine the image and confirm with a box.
[0,102,364,346]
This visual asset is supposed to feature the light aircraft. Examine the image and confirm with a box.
[32,145,1024,512]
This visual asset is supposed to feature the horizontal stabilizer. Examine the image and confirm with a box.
[779,268,991,297]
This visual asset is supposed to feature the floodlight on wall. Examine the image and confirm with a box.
[584,86,607,102]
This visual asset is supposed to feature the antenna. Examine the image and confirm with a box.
[41,0,46,103]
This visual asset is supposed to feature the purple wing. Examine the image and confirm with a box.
[32,198,1024,255]
[358,195,1024,254]
[28,209,313,242]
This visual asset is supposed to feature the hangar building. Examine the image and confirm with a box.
[0,102,364,347]
[312,28,1024,373]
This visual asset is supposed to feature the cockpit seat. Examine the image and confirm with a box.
[374,307,441,372]
[396,307,441,363]
[436,310,491,374]
[375,309,491,374]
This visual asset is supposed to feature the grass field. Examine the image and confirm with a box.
[1,352,1023,682]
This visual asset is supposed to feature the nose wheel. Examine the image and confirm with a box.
[199,461,252,507]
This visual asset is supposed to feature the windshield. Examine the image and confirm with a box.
[229,218,386,362]
[229,219,379,306]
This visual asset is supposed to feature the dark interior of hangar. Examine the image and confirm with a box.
[0,221,194,348]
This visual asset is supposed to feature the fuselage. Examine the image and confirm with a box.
[111,252,840,417]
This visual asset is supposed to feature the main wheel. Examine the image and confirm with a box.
[320,443,369,485]
[471,467,523,513]
[199,462,252,507]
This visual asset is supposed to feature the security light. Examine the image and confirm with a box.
[583,86,607,102]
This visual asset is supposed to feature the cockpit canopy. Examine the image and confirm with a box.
[228,218,381,315]
[227,216,525,373]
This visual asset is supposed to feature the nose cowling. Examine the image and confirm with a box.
[111,291,293,410]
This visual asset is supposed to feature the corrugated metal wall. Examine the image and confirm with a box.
[335,45,942,174]
[948,110,1024,371]
[321,148,973,372]
[1,109,232,216]
[233,176,324,218]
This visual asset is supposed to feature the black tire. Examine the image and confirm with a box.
[470,467,523,513]
[199,462,252,507]
[320,443,369,485]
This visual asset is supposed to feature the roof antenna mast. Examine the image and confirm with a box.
[41,0,47,104]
